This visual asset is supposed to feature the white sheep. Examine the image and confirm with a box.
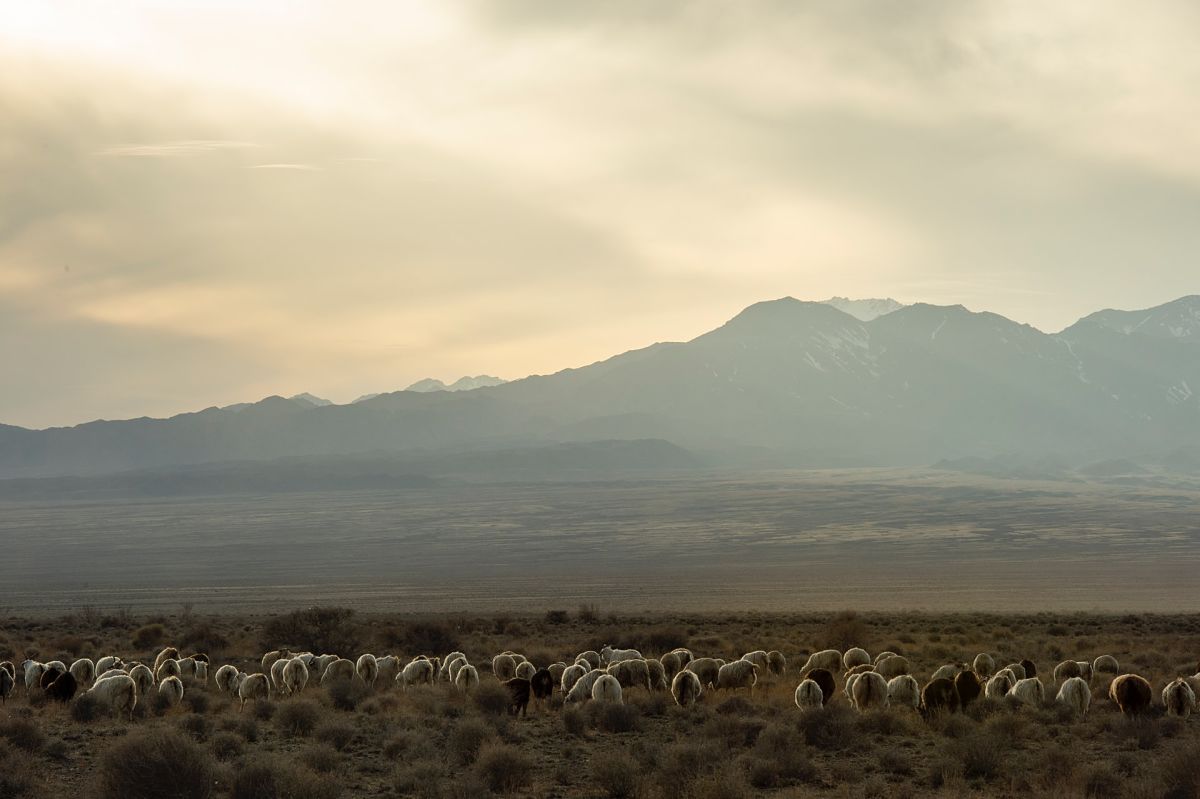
[321,658,356,685]
[852,671,889,711]
[397,658,435,689]
[930,663,967,683]
[1,665,15,704]
[717,660,758,693]
[607,659,652,691]
[1163,678,1196,718]
[270,658,290,695]
[873,651,897,666]
[671,669,702,708]
[70,658,95,686]
[985,670,1016,699]
[492,654,517,681]
[600,646,643,665]
[844,672,863,706]
[158,676,184,707]
[685,658,722,690]
[261,649,291,675]
[356,654,379,686]
[95,656,122,674]
[1053,660,1083,683]
[449,657,469,684]
[194,661,208,686]
[454,664,480,693]
[156,659,181,682]
[238,673,271,711]
[376,655,401,685]
[875,655,911,680]
[1056,676,1091,719]
[1092,655,1119,675]
[440,653,466,682]
[660,652,683,680]
[1003,662,1027,680]
[591,674,623,703]
[1008,677,1045,707]
[84,674,138,720]
[800,649,842,676]
[561,664,587,695]
[576,651,602,670]
[515,661,537,681]
[646,658,669,691]
[153,648,180,674]
[741,651,770,672]
[887,675,921,710]
[972,653,995,677]
[1075,661,1093,681]
[215,665,240,693]
[21,660,45,692]
[129,664,155,698]
[794,679,824,710]
[283,658,309,695]
[313,654,339,675]
[767,651,787,676]
[843,648,871,670]
[564,669,607,704]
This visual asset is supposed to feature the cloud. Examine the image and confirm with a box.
[99,140,259,157]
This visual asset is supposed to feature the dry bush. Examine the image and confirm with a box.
[474,742,533,793]
[313,721,356,751]
[0,746,39,796]
[0,719,46,752]
[210,732,244,761]
[562,706,588,737]
[385,620,461,654]
[795,704,856,751]
[591,750,641,798]
[179,713,211,741]
[393,763,447,799]
[181,622,229,654]
[326,678,370,712]
[276,699,321,737]
[471,682,511,716]
[132,623,166,649]
[650,741,724,797]
[588,701,642,734]
[261,607,358,654]
[220,716,259,742]
[230,757,342,799]
[744,722,817,788]
[71,693,102,723]
[185,691,210,715]
[447,718,494,766]
[1158,740,1200,799]
[300,744,343,774]
[824,611,870,652]
[1082,763,1122,799]
[95,728,216,799]
[950,731,1006,782]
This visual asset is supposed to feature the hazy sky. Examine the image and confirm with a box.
[4,1,1199,428]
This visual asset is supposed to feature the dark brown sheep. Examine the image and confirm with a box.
[190,653,210,664]
[504,677,531,717]
[1020,659,1037,679]
[921,678,959,718]
[530,669,554,702]
[954,670,982,708]
[807,669,837,706]
[1109,674,1152,716]
[39,666,66,690]
[45,671,78,703]
[0,667,13,704]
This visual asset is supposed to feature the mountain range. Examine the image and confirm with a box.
[1,295,1196,479]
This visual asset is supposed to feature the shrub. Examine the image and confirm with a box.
[544,610,570,625]
[230,758,342,799]
[385,620,460,655]
[178,713,211,742]
[578,604,599,623]
[562,706,587,737]
[1159,741,1200,799]
[824,611,870,652]
[0,719,46,752]
[651,741,723,797]
[383,731,432,760]
[95,729,216,799]
[795,705,856,751]
[221,717,259,742]
[952,732,1004,781]
[592,751,640,798]
[314,721,355,751]
[749,723,816,785]
[448,719,494,765]
[474,743,533,793]
[326,678,370,712]
[132,624,166,649]
[472,682,511,716]
[0,747,38,796]
[275,700,321,737]
[181,622,229,654]
[301,744,343,774]
[1082,764,1122,799]
[394,762,447,799]
[252,700,276,721]
[70,692,100,722]
[211,732,244,761]
[261,607,358,654]
[589,701,642,733]
[185,691,210,715]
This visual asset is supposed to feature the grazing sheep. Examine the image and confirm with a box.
[660,652,683,681]
[45,671,78,703]
[440,653,466,682]
[767,651,786,677]
[972,653,995,678]
[547,662,567,683]
[876,655,911,680]
[592,674,623,703]
[844,663,875,679]
[85,674,138,720]
[1056,677,1091,719]
[1053,660,1083,683]
[176,657,198,681]
[313,654,339,675]
[21,660,45,692]
[376,655,401,685]
[807,669,836,706]
[843,648,871,670]
[685,658,722,690]
[844,672,863,706]
[492,654,517,681]
[561,663,587,694]
[1009,678,1046,707]
[874,651,897,665]
[69,658,95,686]
[985,670,1017,700]
[794,679,824,710]
[887,675,921,711]
[1093,655,1120,675]
[129,664,154,697]
[321,658,356,685]
[397,659,435,689]
[156,659,181,682]
[801,649,843,676]
[955,671,983,708]
[1162,678,1196,718]
[0,668,13,704]
[742,651,769,672]
[646,658,669,691]
[515,661,537,681]
[215,665,240,694]
[717,660,759,693]
[1109,674,1152,716]
[852,671,889,711]
[671,648,695,667]
[600,646,643,665]
[576,651,602,670]
[672,670,703,708]
[95,656,122,674]
[194,661,208,686]
[920,678,959,718]
[1020,659,1038,679]
[39,665,66,690]
[356,654,379,686]
[153,647,179,674]
[449,658,470,684]
[1075,661,1093,681]
[270,659,290,695]
[261,649,291,675]
[0,661,13,680]
[530,669,555,703]
[283,658,309,695]
[564,669,607,705]
[158,676,184,707]
[503,678,532,716]
[930,663,967,683]
[455,665,480,693]
[238,673,271,711]
[608,659,653,692]
[1003,662,1027,681]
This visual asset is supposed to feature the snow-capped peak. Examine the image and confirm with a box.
[820,297,906,322]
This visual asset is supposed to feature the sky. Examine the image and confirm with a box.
[3,1,1199,429]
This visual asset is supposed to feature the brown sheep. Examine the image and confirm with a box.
[767,651,786,677]
[1053,660,1082,683]
[530,669,554,702]
[39,665,67,690]
[45,671,78,703]
[504,678,531,717]
[921,678,959,719]
[807,669,836,706]
[1020,659,1038,679]
[0,667,13,704]
[954,671,982,708]
[1109,674,1152,716]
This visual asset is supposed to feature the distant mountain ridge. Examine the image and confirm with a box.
[1,295,1196,478]
[405,375,508,392]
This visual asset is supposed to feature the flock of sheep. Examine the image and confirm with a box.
[3,643,1198,725]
